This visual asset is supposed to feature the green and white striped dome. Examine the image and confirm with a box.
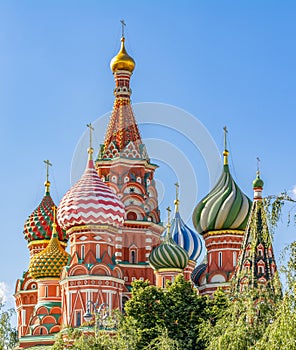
[193,151,252,235]
[149,232,189,271]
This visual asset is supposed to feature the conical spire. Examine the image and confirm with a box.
[98,22,147,161]
[232,169,279,292]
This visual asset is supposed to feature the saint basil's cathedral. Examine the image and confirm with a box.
[14,29,280,348]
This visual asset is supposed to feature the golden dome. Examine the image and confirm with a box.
[29,222,70,280]
[110,37,135,73]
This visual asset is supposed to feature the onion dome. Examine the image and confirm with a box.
[170,184,203,261]
[29,208,70,279]
[192,129,252,235]
[110,37,135,73]
[149,208,189,271]
[253,171,264,189]
[57,127,125,231]
[191,263,207,285]
[23,168,67,243]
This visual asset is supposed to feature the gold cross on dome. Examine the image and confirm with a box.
[120,19,126,37]
[86,123,94,149]
[44,159,52,183]
[174,182,180,212]
[257,157,261,173]
[223,126,228,151]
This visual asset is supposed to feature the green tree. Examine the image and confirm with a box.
[0,303,17,350]
[163,275,207,350]
[202,288,277,350]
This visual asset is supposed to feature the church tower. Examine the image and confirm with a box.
[149,208,189,288]
[95,26,163,292]
[14,163,68,348]
[232,170,280,292]
[191,129,252,295]
[57,132,126,327]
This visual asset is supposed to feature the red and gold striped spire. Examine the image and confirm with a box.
[99,21,146,161]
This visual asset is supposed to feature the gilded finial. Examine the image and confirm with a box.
[174,182,180,213]
[223,126,229,165]
[110,21,135,73]
[44,159,52,194]
[166,206,172,239]
[120,19,126,38]
[51,205,58,237]
[86,123,94,159]
[256,157,260,176]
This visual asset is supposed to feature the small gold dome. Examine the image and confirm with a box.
[110,37,135,73]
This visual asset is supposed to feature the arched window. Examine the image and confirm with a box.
[218,252,222,268]
[127,212,137,221]
[96,244,100,259]
[130,249,137,264]
[81,245,85,260]
[258,265,264,274]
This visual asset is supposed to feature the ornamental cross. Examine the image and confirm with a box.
[257,157,261,173]
[44,159,52,183]
[174,182,179,201]
[166,206,171,227]
[223,126,228,151]
[120,19,126,37]
[86,123,94,149]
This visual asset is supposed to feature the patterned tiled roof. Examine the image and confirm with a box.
[29,225,70,279]
[57,153,125,230]
[23,192,67,243]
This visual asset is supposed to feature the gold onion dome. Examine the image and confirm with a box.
[110,37,135,73]
[29,210,70,280]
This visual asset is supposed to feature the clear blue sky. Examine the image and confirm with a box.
[1,1,296,304]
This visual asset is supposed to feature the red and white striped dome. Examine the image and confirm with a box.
[57,154,125,231]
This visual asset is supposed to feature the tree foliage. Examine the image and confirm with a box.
[0,303,17,350]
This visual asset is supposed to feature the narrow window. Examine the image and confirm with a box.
[96,244,100,259]
[76,311,81,327]
[131,251,136,264]
[218,252,222,268]
[81,245,85,260]
[108,246,111,256]
[22,310,26,326]
[45,286,48,297]
[162,277,165,288]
